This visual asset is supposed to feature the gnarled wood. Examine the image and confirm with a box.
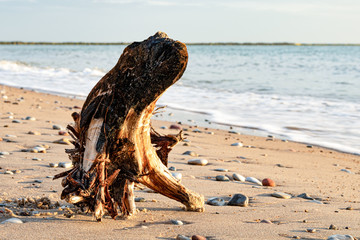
[55,32,204,221]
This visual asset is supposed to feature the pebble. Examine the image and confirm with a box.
[58,162,72,168]
[25,116,36,121]
[229,130,240,134]
[329,224,339,230]
[32,157,42,161]
[53,138,71,145]
[206,197,226,206]
[182,151,198,157]
[13,170,21,174]
[245,177,262,186]
[168,166,176,171]
[1,218,23,224]
[227,194,249,207]
[28,130,41,135]
[58,131,69,136]
[12,119,22,123]
[262,178,276,187]
[34,179,43,183]
[4,171,14,175]
[52,124,63,130]
[340,169,353,174]
[271,192,292,199]
[306,228,316,233]
[188,159,208,166]
[160,126,167,129]
[135,197,146,202]
[49,163,58,168]
[170,125,182,130]
[32,146,46,153]
[192,129,202,133]
[172,172,182,181]
[192,235,206,240]
[327,235,355,240]
[297,193,314,200]
[309,200,323,204]
[233,173,246,182]
[206,131,214,135]
[171,219,183,225]
[231,142,243,147]
[5,134,17,138]
[260,219,272,224]
[176,235,191,240]
[0,151,10,155]
[214,168,228,172]
[215,175,230,181]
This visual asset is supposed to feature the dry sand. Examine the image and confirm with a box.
[0,85,359,240]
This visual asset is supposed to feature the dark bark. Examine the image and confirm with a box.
[54,32,204,221]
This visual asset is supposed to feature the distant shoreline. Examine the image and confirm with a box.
[0,41,359,46]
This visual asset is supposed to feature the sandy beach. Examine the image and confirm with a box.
[0,84,359,240]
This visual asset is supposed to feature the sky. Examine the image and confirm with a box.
[0,0,359,43]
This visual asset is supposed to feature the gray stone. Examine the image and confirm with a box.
[271,192,292,199]
[182,151,198,157]
[1,218,23,224]
[192,129,202,133]
[172,172,182,181]
[233,173,246,182]
[0,151,10,155]
[227,194,249,207]
[297,193,314,200]
[176,234,191,240]
[214,168,228,172]
[231,142,243,147]
[135,197,146,202]
[32,157,42,161]
[216,175,230,181]
[58,162,72,168]
[25,116,36,121]
[188,159,208,166]
[341,169,353,174]
[245,177,262,185]
[168,166,176,171]
[12,119,22,123]
[52,124,63,130]
[206,197,226,206]
[327,235,354,240]
[34,180,43,183]
[160,126,167,129]
[171,219,183,225]
[4,171,14,175]
[49,163,58,168]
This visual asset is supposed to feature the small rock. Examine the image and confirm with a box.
[297,193,314,200]
[32,146,46,153]
[206,131,214,135]
[12,119,22,123]
[206,197,226,206]
[135,197,146,202]
[271,192,292,199]
[345,206,353,210]
[0,151,10,156]
[306,228,316,233]
[192,235,206,240]
[28,130,41,135]
[227,194,249,207]
[12,170,21,174]
[192,129,202,133]
[58,162,72,168]
[329,224,339,230]
[25,116,36,121]
[231,142,243,147]
[188,159,208,166]
[309,200,323,204]
[32,157,42,161]
[182,151,198,157]
[214,168,228,172]
[232,173,246,182]
[5,134,17,138]
[1,218,23,224]
[171,219,183,225]
[170,125,182,130]
[215,175,230,181]
[34,180,43,183]
[53,138,71,145]
[340,169,353,174]
[4,171,14,175]
[327,235,355,240]
[262,178,276,187]
[160,126,167,129]
[229,131,240,134]
[52,124,63,130]
[245,177,262,186]
[49,163,58,168]
[58,131,69,136]
[172,172,182,181]
[168,166,176,171]
[176,234,191,240]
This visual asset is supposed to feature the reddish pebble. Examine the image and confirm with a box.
[58,131,69,136]
[170,124,182,130]
[192,235,206,240]
[262,178,276,187]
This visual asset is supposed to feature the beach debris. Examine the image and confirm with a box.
[54,32,204,221]
[52,124,63,130]
[1,218,23,224]
[231,142,243,147]
[262,178,276,187]
[176,234,191,240]
[53,138,71,145]
[340,169,353,174]
[216,175,230,181]
[232,173,245,182]
[4,171,14,175]
[192,235,206,240]
[214,168,228,172]
[327,235,355,240]
[188,159,208,166]
[272,192,292,199]
[170,124,182,130]
[183,151,198,157]
[227,194,249,207]
[172,172,182,182]
[245,177,262,186]
[206,197,226,206]
[171,219,184,225]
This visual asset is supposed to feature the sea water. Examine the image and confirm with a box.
[0,44,359,154]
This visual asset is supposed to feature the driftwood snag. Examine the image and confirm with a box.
[55,32,204,221]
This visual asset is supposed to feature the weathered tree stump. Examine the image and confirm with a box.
[54,32,204,221]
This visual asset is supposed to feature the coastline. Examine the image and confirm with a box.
[0,85,359,239]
